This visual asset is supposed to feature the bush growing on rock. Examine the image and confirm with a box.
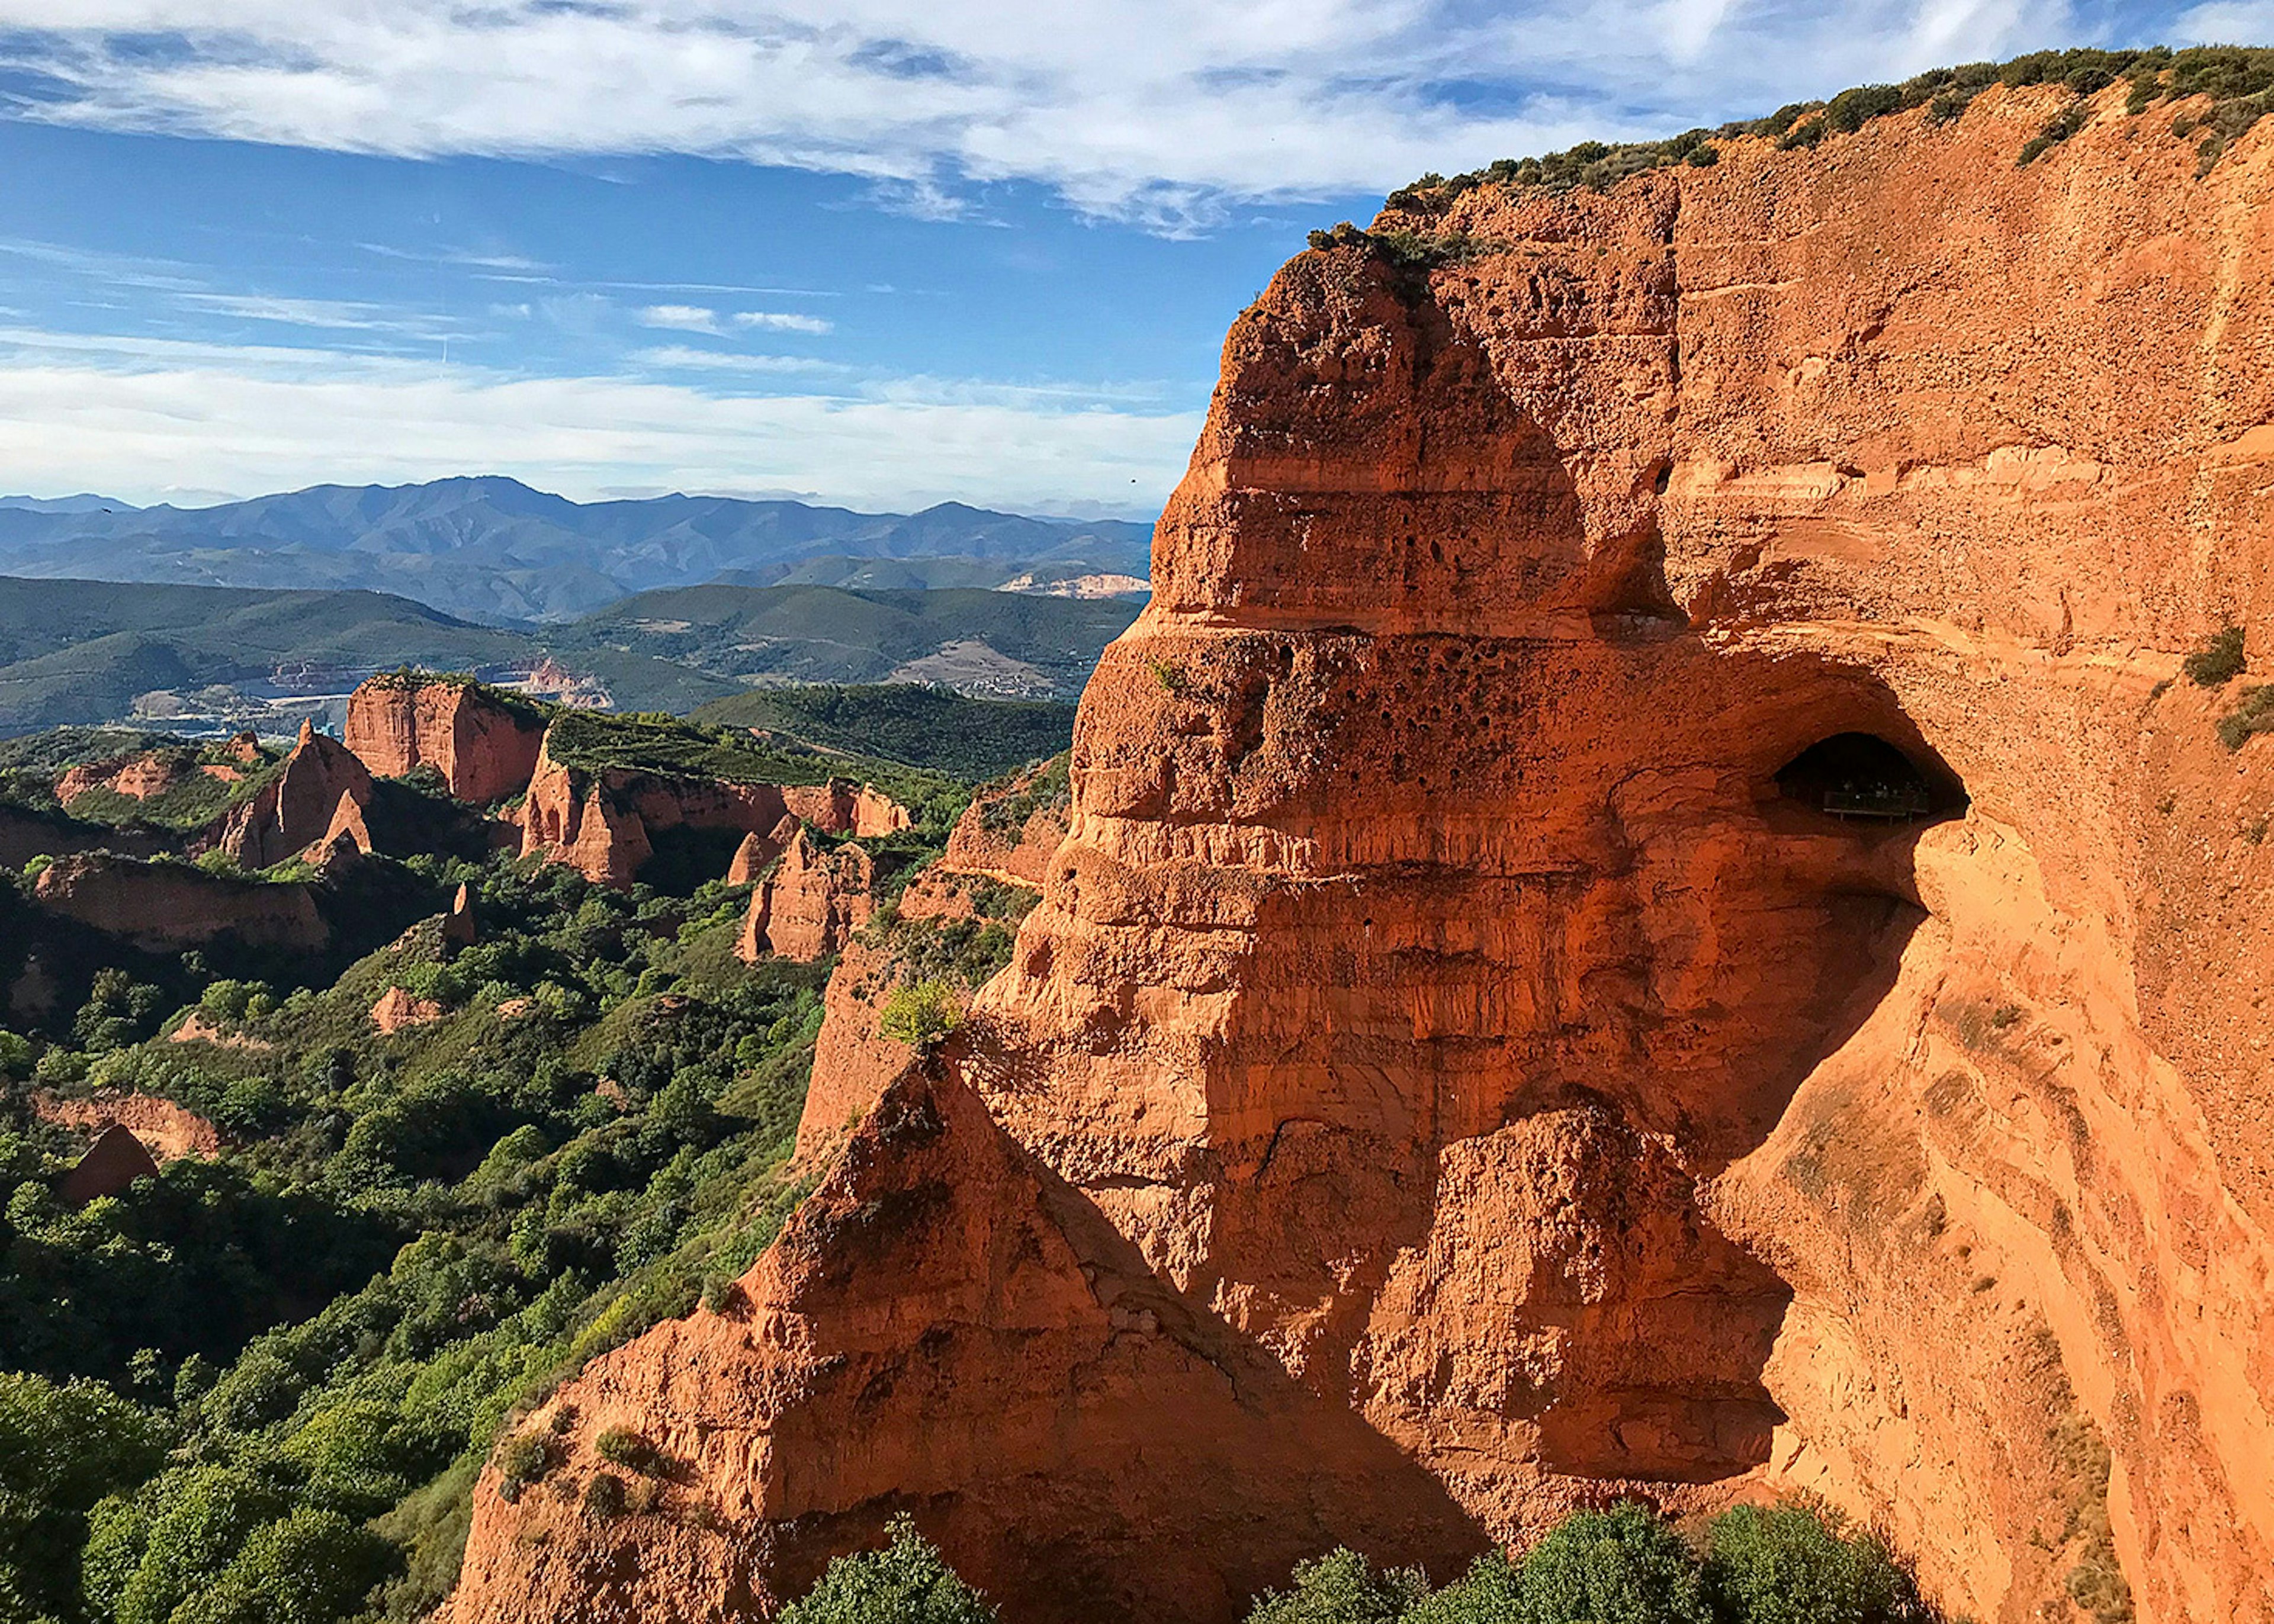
[878,979,966,1051]
[781,1514,999,1624]
[2183,625,2245,686]
[1703,1504,1937,1624]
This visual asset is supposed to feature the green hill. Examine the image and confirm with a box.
[689,684,1077,779]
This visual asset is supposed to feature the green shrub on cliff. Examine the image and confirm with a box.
[2183,625,2245,686]
[781,1514,998,1624]
[1375,43,2274,214]
[1239,1501,1944,1624]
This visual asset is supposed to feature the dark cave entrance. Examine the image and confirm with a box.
[1774,731,1967,823]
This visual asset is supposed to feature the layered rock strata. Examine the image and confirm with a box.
[448,85,2274,1624]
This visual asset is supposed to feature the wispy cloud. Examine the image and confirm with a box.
[0,1,2111,229]
[733,310,833,335]
[180,291,464,338]
[635,303,724,334]
[631,345,844,374]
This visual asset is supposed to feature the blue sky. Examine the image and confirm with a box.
[0,1,2265,517]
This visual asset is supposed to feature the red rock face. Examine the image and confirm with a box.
[447,90,2274,1624]
[518,724,911,889]
[31,853,326,953]
[939,759,1070,888]
[795,780,1065,1163]
[370,985,445,1035]
[727,815,802,885]
[737,830,873,962]
[34,1091,225,1160]
[345,677,548,803]
[216,721,374,870]
[57,752,194,806]
[56,1124,160,1207]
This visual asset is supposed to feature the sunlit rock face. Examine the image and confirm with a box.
[445,88,2274,1624]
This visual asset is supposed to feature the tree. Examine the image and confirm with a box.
[170,1508,390,1624]
[1704,1503,1936,1624]
[0,1375,170,1624]
[876,980,965,1051]
[781,1514,998,1624]
[1246,1548,1428,1624]
[1513,1502,1712,1624]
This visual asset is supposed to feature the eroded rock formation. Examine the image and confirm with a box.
[519,726,911,888]
[345,675,550,803]
[447,85,2274,1624]
[56,752,195,806]
[31,853,326,954]
[34,1091,226,1160]
[795,787,1062,1162]
[736,829,873,962]
[215,720,374,870]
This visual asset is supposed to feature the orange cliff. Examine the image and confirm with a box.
[445,85,2274,1624]
[735,828,873,962]
[517,726,913,888]
[345,674,549,803]
[795,763,1070,1163]
[214,719,373,869]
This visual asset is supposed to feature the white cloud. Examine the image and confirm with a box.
[0,326,1194,514]
[0,1,2105,227]
[2171,1,2274,40]
[631,345,844,374]
[635,303,723,334]
[733,310,834,335]
[180,291,460,337]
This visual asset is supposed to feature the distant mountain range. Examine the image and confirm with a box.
[0,575,1143,733]
[0,477,1154,623]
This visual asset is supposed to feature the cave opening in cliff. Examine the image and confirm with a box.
[1775,732,1965,822]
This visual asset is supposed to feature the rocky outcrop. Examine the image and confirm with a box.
[57,752,194,806]
[166,1013,273,1054]
[32,853,325,953]
[447,1065,1486,1624]
[345,675,550,803]
[215,720,374,870]
[371,985,445,1035]
[939,758,1070,888]
[57,1124,160,1207]
[443,882,478,948]
[727,815,802,885]
[737,830,872,962]
[519,727,910,888]
[794,786,1063,1162]
[446,85,2274,1624]
[34,1091,225,1159]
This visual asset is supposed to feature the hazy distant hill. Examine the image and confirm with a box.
[558,584,1141,699]
[0,575,1138,731]
[0,477,1153,623]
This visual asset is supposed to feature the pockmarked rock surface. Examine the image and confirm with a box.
[446,86,2274,1624]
